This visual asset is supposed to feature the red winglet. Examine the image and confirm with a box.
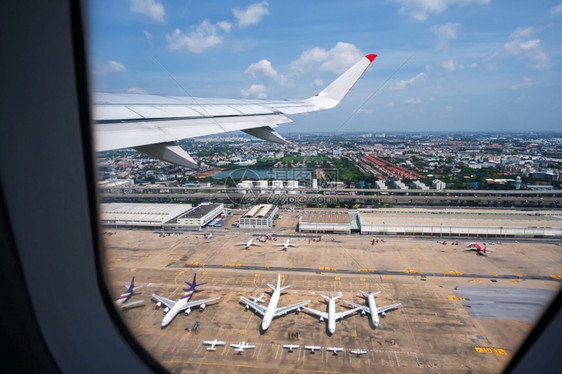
[366,54,377,62]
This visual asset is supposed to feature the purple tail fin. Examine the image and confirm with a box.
[184,273,207,291]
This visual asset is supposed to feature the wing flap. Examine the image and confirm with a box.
[377,303,402,314]
[303,306,328,320]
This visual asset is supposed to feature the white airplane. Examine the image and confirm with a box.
[256,235,266,242]
[202,339,225,351]
[304,345,322,354]
[92,55,376,168]
[203,232,213,239]
[350,349,367,357]
[250,293,266,303]
[283,344,299,352]
[303,294,360,335]
[230,341,255,354]
[151,274,220,328]
[115,277,145,310]
[240,274,310,332]
[326,347,343,355]
[275,239,298,251]
[343,291,401,328]
[236,238,260,249]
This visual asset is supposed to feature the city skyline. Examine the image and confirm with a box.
[89,1,562,133]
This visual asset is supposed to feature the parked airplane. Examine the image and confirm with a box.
[93,55,377,168]
[203,232,213,239]
[250,293,266,303]
[275,239,298,251]
[230,341,255,354]
[256,236,266,242]
[240,274,310,332]
[203,339,226,351]
[115,277,145,310]
[237,238,260,249]
[304,345,322,354]
[343,291,401,328]
[327,347,343,355]
[151,274,220,328]
[303,294,360,334]
[283,344,299,352]
[350,349,367,357]
[466,242,493,256]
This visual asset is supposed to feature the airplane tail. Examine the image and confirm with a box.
[306,54,376,110]
[360,290,380,297]
[321,294,342,301]
[184,273,207,291]
[130,277,135,288]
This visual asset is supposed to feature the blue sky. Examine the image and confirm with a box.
[89,1,562,133]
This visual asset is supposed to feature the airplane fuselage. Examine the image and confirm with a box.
[162,291,193,327]
[367,293,380,327]
[328,298,336,334]
[261,289,280,331]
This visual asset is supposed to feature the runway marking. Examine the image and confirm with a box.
[475,346,509,356]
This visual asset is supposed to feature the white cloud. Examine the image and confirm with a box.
[429,22,461,48]
[395,0,490,21]
[442,59,464,71]
[241,84,267,99]
[509,77,532,90]
[488,63,497,72]
[233,1,269,28]
[291,42,363,74]
[217,21,233,33]
[143,30,153,40]
[390,72,427,90]
[386,102,394,107]
[405,98,422,104]
[470,62,478,68]
[245,59,289,85]
[550,4,562,16]
[129,0,165,23]
[311,79,324,87]
[127,87,147,94]
[504,27,551,69]
[108,60,126,72]
[443,105,453,112]
[166,20,230,52]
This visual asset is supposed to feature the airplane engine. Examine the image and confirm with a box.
[244,304,249,310]
[361,310,366,316]
[381,311,386,318]
[296,307,300,314]
[199,304,206,311]
[155,302,162,309]
[185,308,191,315]
[319,317,324,322]
[163,307,170,314]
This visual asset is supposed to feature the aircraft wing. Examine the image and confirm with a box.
[92,54,376,168]
[335,307,361,320]
[343,300,370,314]
[203,340,225,345]
[377,303,402,314]
[274,300,310,317]
[181,297,221,311]
[303,306,328,320]
[120,300,145,310]
[240,297,267,316]
[151,293,176,309]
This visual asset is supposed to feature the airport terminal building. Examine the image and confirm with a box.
[100,203,192,228]
[238,204,278,229]
[298,209,351,234]
[176,202,224,228]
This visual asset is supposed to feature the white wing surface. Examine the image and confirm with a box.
[182,297,221,311]
[151,294,176,309]
[343,300,369,314]
[274,300,310,317]
[303,306,329,320]
[93,55,376,167]
[377,303,402,314]
[240,297,267,316]
[334,307,360,320]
